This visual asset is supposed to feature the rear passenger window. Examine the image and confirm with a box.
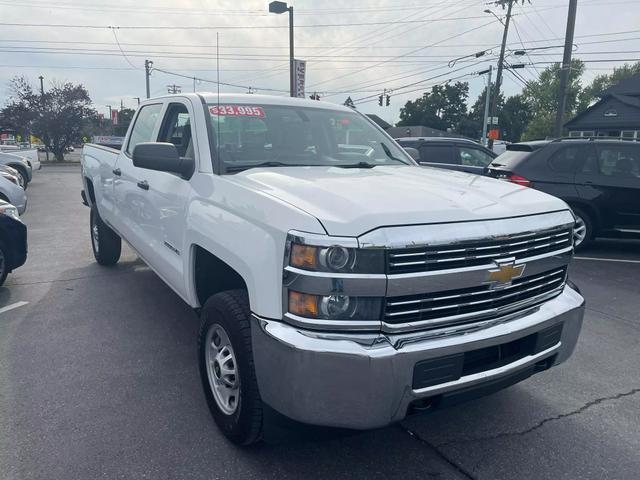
[548,146,585,173]
[419,145,455,164]
[594,145,640,177]
[126,104,162,156]
[458,147,494,167]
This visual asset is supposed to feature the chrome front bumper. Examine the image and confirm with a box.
[251,284,584,430]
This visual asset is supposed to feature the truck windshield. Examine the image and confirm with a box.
[207,104,413,173]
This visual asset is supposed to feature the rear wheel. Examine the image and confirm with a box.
[13,167,28,190]
[572,207,593,251]
[90,205,121,265]
[198,290,263,445]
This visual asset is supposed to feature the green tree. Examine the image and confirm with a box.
[501,94,532,142]
[521,59,585,140]
[578,62,640,112]
[1,76,96,161]
[398,82,469,133]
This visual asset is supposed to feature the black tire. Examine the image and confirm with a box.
[90,204,121,266]
[198,290,263,446]
[572,206,593,252]
[0,241,8,287]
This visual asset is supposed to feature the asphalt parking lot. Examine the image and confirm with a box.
[1,165,639,480]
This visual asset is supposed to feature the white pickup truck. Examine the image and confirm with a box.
[81,94,584,445]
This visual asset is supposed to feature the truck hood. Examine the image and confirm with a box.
[227,165,569,236]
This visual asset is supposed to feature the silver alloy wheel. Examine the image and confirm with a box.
[573,215,587,247]
[91,219,100,253]
[205,323,240,415]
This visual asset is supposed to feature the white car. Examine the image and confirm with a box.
[0,172,27,214]
[81,94,584,445]
[0,151,32,188]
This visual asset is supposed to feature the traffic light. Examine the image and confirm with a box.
[386,95,390,106]
[378,94,384,106]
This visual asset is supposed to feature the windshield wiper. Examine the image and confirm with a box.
[225,161,308,173]
[335,161,377,169]
[380,142,409,164]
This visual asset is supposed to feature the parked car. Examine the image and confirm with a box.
[0,151,32,188]
[0,165,25,189]
[81,94,584,445]
[0,172,27,214]
[0,200,27,286]
[487,138,640,249]
[396,137,497,174]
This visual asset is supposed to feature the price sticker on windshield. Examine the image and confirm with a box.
[209,105,265,118]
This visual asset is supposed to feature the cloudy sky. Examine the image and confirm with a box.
[0,0,638,123]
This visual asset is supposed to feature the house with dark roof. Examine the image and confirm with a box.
[565,72,640,139]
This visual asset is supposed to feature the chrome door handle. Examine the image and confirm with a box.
[137,180,149,190]
[112,168,121,176]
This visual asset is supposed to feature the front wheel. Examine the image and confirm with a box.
[90,205,121,266]
[198,290,263,445]
[572,207,593,252]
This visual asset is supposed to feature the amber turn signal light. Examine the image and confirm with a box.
[290,243,318,269]
[288,291,319,317]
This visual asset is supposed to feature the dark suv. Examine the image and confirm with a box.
[487,138,640,249]
[396,137,497,174]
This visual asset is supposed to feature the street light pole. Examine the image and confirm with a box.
[289,6,294,97]
[486,1,514,150]
[269,1,295,97]
[554,0,578,138]
[144,59,153,99]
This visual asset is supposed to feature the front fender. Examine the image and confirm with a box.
[184,175,325,318]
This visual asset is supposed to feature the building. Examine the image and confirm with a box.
[565,73,640,139]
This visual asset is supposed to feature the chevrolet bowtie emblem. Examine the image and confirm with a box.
[487,261,526,287]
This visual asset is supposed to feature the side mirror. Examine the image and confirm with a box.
[132,142,194,178]
[403,147,420,162]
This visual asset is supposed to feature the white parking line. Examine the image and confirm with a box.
[0,301,29,314]
[574,256,640,265]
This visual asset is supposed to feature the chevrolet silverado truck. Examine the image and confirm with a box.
[81,94,585,445]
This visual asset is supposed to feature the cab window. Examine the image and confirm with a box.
[158,103,194,159]
[126,104,162,156]
[548,146,585,173]
[419,145,455,164]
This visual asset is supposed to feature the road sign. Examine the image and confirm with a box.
[489,116,499,125]
[488,128,500,140]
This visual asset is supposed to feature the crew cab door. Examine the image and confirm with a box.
[574,143,640,232]
[112,102,164,247]
[130,100,195,295]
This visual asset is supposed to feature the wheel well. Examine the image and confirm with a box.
[85,177,96,204]
[9,163,27,178]
[0,193,9,203]
[194,245,248,307]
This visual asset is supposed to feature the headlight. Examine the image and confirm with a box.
[288,291,382,320]
[0,203,21,222]
[289,240,385,274]
[1,172,19,186]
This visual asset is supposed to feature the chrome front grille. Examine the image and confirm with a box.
[387,227,572,274]
[384,267,567,330]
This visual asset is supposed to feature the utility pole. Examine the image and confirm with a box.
[193,77,197,93]
[144,59,153,99]
[167,84,182,94]
[481,66,493,146]
[134,97,141,106]
[38,75,49,162]
[487,0,514,150]
[554,0,578,138]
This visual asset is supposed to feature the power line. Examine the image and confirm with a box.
[0,15,498,30]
